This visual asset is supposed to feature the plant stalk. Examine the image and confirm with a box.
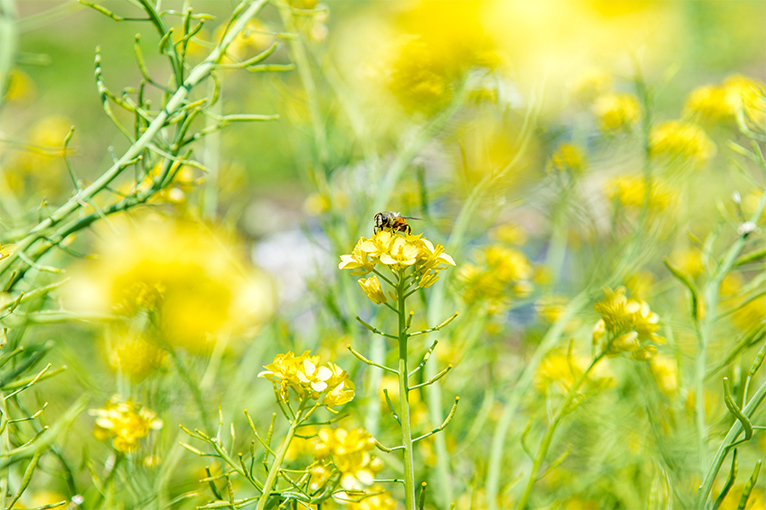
[398,269,416,509]
[516,350,607,509]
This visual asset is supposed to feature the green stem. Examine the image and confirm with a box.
[695,377,766,508]
[255,401,306,510]
[397,269,416,510]
[515,350,607,509]
[0,0,18,102]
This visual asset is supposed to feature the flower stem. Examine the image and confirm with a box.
[255,400,306,510]
[516,350,607,509]
[397,269,417,509]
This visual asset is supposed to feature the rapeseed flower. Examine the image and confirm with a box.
[458,244,533,315]
[106,328,167,382]
[259,351,355,410]
[313,426,382,490]
[592,92,641,133]
[606,174,672,211]
[684,84,730,122]
[90,396,162,453]
[593,286,664,360]
[339,231,454,289]
[548,143,586,175]
[69,215,274,354]
[357,276,386,305]
[348,487,397,510]
[649,120,716,164]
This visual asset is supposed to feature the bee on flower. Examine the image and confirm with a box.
[339,230,455,304]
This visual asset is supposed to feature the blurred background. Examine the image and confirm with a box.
[1,0,766,508]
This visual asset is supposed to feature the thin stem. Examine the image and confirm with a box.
[515,350,607,509]
[397,269,416,510]
[255,400,307,510]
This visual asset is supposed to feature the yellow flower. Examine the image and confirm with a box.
[313,427,381,490]
[106,328,167,382]
[349,486,397,510]
[3,69,36,103]
[136,161,199,206]
[723,74,766,128]
[548,143,586,175]
[458,244,533,315]
[90,396,162,453]
[570,67,613,104]
[670,247,705,279]
[592,92,641,132]
[259,351,355,410]
[358,276,386,305]
[606,174,671,211]
[593,287,664,358]
[68,215,274,354]
[649,120,716,164]
[684,84,730,122]
[650,357,679,397]
[490,223,528,245]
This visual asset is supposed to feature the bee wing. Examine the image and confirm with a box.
[400,216,423,221]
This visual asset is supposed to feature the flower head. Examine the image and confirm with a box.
[592,92,641,132]
[259,351,355,410]
[593,287,664,359]
[313,427,382,490]
[90,396,162,453]
[358,276,387,305]
[649,120,716,165]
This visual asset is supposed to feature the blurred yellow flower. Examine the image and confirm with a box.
[684,84,730,122]
[313,426,382,490]
[3,69,36,103]
[106,328,167,382]
[90,395,162,453]
[723,74,766,128]
[358,276,386,305]
[548,143,586,175]
[490,223,528,246]
[69,215,274,354]
[649,120,716,164]
[570,67,613,104]
[720,273,766,331]
[458,244,533,315]
[385,1,499,113]
[348,486,397,510]
[535,350,611,393]
[592,92,641,132]
[136,161,200,206]
[650,356,679,397]
[259,351,355,410]
[669,247,705,279]
[606,174,671,211]
[215,20,274,62]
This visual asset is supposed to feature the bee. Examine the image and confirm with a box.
[373,211,421,236]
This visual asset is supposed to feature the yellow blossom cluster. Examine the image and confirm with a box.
[385,1,499,113]
[457,244,533,315]
[310,427,383,491]
[606,174,672,211]
[535,351,612,394]
[90,395,162,453]
[69,215,274,354]
[106,328,167,382]
[348,487,397,510]
[592,92,642,133]
[547,143,586,175]
[592,286,664,360]
[649,120,716,165]
[339,231,455,303]
[135,161,201,206]
[684,74,765,127]
[258,351,355,410]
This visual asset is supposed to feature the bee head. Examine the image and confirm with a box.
[373,213,385,228]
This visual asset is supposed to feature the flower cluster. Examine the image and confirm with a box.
[69,215,275,354]
[684,74,765,126]
[649,120,716,165]
[592,287,664,360]
[548,143,586,175]
[90,395,163,453]
[457,244,533,316]
[592,92,642,133]
[606,174,673,211]
[258,351,355,410]
[310,427,383,491]
[339,231,455,303]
